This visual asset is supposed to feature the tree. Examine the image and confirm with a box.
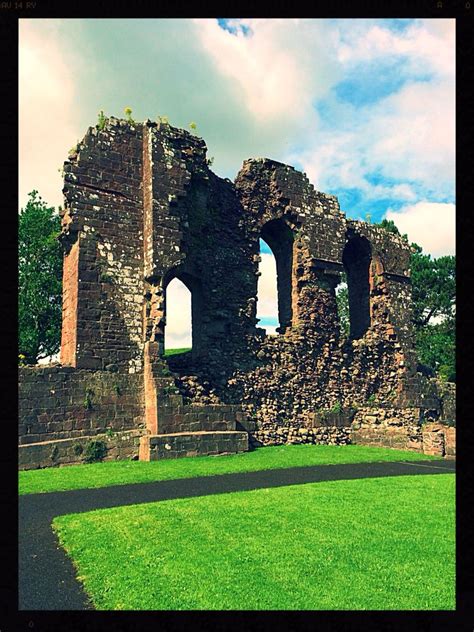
[410,247,455,328]
[374,219,455,382]
[19,191,63,364]
[415,318,455,382]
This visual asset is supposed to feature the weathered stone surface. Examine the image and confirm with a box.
[143,431,248,460]
[18,118,456,468]
[18,430,142,470]
[19,367,144,449]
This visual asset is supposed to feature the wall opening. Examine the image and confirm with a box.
[335,271,349,338]
[259,219,294,333]
[342,235,371,339]
[163,270,203,356]
[164,278,192,354]
[257,238,279,335]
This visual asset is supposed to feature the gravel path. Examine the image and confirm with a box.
[19,458,455,611]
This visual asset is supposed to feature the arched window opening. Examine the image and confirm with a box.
[257,238,279,335]
[342,236,371,339]
[259,219,294,333]
[163,270,203,357]
[164,278,192,355]
[335,271,349,338]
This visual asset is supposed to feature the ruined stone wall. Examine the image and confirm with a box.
[60,120,144,372]
[18,118,455,467]
[437,380,456,425]
[217,159,421,442]
[18,366,145,468]
[58,120,451,442]
[141,121,255,373]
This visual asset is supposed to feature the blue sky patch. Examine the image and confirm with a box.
[217,19,251,36]
[335,71,406,107]
[334,187,406,223]
[382,18,416,32]
[259,316,278,327]
[259,239,273,255]
[334,60,432,108]
[365,170,398,187]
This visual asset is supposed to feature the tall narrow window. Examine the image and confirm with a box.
[164,278,192,354]
[257,238,279,335]
[342,236,371,339]
[258,219,294,334]
[335,271,349,338]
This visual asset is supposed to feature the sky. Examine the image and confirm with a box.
[19,18,455,347]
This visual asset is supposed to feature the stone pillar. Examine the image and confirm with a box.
[422,423,446,457]
[60,237,80,366]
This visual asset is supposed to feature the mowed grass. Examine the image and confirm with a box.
[53,474,455,610]
[163,348,191,357]
[19,444,436,495]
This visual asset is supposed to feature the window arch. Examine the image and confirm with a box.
[258,218,294,333]
[164,277,191,352]
[163,270,203,355]
[257,238,279,334]
[342,235,372,339]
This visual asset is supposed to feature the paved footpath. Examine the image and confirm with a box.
[19,458,455,611]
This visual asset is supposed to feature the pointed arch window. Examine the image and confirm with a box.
[163,270,203,355]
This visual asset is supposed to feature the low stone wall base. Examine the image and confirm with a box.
[18,430,143,470]
[142,430,249,460]
[351,423,455,458]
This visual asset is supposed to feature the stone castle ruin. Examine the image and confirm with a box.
[18,118,455,469]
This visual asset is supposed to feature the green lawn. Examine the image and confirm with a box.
[19,444,436,495]
[53,474,455,610]
[163,347,191,357]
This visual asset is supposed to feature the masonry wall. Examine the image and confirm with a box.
[61,120,452,437]
[18,118,455,468]
[141,122,257,376]
[60,120,145,373]
[19,366,144,444]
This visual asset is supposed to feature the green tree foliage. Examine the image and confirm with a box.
[19,191,63,364]
[375,218,404,237]
[374,218,455,382]
[410,248,455,328]
[415,318,455,382]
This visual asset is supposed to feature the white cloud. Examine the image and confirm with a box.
[165,279,192,349]
[19,17,455,246]
[385,201,455,257]
[18,18,343,196]
[19,20,82,209]
[257,252,278,330]
[368,80,455,192]
[299,74,454,207]
[337,19,454,78]
[196,19,339,124]
[192,18,343,175]
[294,19,454,207]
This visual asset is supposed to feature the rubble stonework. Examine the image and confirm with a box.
[18,119,456,468]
